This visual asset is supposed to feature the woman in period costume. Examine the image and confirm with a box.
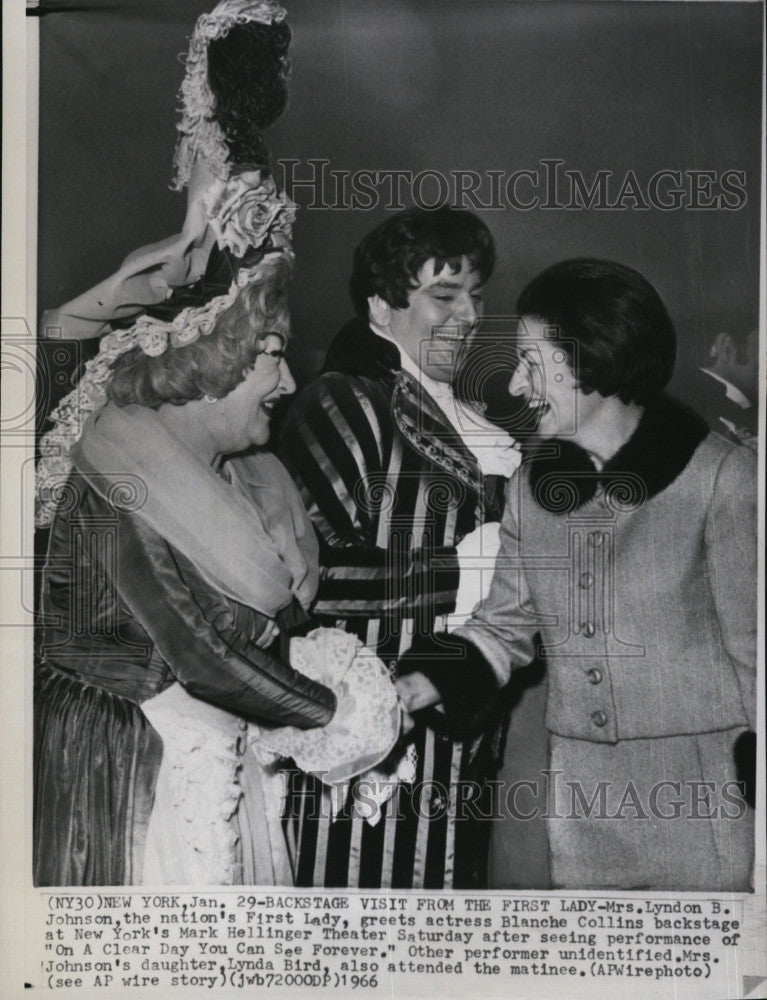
[34,251,341,886]
[35,0,401,887]
[397,259,756,891]
[35,1,321,886]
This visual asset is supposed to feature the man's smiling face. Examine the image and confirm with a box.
[384,257,484,383]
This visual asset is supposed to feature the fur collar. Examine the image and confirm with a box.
[528,395,709,512]
[322,318,401,380]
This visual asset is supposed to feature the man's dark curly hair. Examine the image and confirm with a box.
[516,258,676,405]
[207,20,291,170]
[349,206,495,319]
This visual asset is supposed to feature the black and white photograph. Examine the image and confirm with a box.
[1,0,764,997]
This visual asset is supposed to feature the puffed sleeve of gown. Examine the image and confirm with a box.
[114,505,337,728]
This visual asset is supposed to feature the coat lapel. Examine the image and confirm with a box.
[392,371,484,500]
[323,320,485,500]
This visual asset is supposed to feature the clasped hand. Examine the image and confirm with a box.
[395,671,442,736]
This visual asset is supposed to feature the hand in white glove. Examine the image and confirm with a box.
[449,521,501,628]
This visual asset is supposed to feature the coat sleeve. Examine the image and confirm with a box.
[278,372,459,619]
[453,469,540,684]
[397,471,540,737]
[704,444,757,729]
[114,508,337,729]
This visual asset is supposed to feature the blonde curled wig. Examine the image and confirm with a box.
[107,253,292,409]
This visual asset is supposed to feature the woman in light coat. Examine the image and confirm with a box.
[397,259,756,891]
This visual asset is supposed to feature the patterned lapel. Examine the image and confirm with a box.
[391,370,484,500]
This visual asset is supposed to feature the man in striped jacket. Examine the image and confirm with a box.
[279,207,521,889]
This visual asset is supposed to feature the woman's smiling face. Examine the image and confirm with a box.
[509,316,604,442]
[215,332,295,451]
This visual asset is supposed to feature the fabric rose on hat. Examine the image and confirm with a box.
[204,169,297,257]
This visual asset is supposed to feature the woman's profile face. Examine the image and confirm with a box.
[509,316,603,441]
[212,332,295,452]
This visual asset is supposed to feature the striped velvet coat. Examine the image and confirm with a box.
[278,320,506,888]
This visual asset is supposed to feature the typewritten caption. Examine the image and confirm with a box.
[32,891,749,995]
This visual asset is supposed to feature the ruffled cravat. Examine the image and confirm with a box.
[392,337,522,478]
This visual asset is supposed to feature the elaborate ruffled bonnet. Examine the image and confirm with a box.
[36,0,297,527]
[172,0,288,189]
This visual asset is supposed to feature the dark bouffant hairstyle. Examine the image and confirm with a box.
[207,19,291,169]
[349,206,495,319]
[107,256,291,409]
[516,258,676,405]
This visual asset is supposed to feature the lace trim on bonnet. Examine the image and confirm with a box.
[172,0,288,190]
[35,249,290,528]
[36,1,295,528]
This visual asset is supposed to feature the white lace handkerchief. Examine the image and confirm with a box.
[253,627,401,785]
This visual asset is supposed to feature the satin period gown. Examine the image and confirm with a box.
[34,471,335,886]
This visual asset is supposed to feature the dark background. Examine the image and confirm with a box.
[36,0,763,411]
